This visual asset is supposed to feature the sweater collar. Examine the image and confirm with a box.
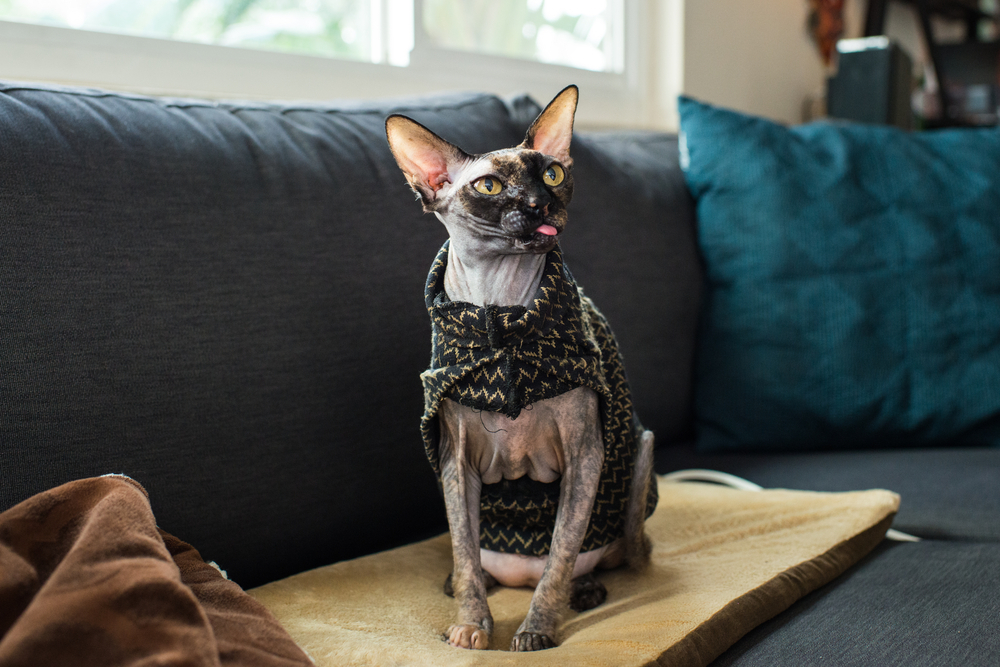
[424,240,576,344]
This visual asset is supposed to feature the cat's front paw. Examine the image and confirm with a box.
[445,624,490,650]
[510,631,556,651]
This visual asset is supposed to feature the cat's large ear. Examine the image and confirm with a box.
[522,85,577,167]
[385,115,471,205]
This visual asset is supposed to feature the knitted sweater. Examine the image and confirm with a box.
[420,241,657,556]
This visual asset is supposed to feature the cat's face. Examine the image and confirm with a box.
[386,85,577,256]
[428,146,573,254]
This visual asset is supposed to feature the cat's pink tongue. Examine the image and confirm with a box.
[536,224,558,236]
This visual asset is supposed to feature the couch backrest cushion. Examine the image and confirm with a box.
[680,96,1000,452]
[0,82,699,587]
[560,130,701,442]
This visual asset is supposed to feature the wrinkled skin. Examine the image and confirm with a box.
[386,85,654,651]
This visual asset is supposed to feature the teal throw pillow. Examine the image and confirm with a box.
[679,96,1000,452]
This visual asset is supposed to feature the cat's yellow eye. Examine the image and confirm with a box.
[473,176,503,195]
[543,164,565,187]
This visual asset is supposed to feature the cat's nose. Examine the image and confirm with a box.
[525,192,552,211]
[526,203,551,219]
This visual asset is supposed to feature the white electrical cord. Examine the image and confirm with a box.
[662,469,921,542]
[661,468,765,491]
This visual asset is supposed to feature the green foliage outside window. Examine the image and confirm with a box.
[0,0,618,71]
[0,0,372,61]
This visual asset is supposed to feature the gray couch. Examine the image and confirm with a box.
[1,80,997,664]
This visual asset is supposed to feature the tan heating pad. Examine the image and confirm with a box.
[249,478,899,667]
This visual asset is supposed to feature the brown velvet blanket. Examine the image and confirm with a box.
[0,475,312,667]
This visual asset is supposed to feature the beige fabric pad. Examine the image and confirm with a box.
[249,478,899,667]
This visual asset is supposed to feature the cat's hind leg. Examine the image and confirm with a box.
[625,429,655,568]
[569,572,607,612]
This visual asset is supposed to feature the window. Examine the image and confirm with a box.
[0,0,674,129]
[0,0,620,71]
[421,0,622,73]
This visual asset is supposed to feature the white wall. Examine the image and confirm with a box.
[679,0,830,126]
[645,0,686,131]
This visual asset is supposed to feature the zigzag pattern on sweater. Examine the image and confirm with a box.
[420,240,657,556]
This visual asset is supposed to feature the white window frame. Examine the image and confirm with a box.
[0,1,677,129]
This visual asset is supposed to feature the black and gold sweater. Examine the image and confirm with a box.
[420,240,657,556]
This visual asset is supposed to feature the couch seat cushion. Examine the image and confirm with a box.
[713,539,1000,665]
